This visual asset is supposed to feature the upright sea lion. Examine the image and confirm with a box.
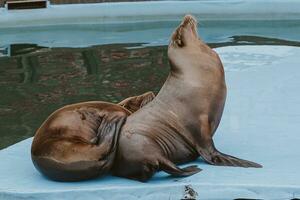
[112,15,261,181]
[31,91,155,181]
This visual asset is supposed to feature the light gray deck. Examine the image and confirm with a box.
[0,45,299,200]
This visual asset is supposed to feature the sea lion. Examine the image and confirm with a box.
[112,15,262,182]
[31,91,155,181]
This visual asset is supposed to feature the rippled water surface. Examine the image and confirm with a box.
[1,20,300,149]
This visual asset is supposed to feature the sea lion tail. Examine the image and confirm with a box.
[159,157,201,177]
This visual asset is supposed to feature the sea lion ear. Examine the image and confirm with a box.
[96,112,127,159]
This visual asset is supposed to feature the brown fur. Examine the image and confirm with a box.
[112,15,261,182]
[31,92,155,181]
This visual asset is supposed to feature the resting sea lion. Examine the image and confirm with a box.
[112,15,262,181]
[31,92,155,181]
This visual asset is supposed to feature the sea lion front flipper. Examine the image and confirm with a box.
[118,91,155,113]
[198,140,262,168]
[94,111,127,152]
[159,157,202,177]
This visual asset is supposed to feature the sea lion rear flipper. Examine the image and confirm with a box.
[159,157,201,177]
[118,91,155,113]
[198,140,262,168]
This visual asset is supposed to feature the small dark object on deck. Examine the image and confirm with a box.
[6,0,47,10]
[182,185,198,200]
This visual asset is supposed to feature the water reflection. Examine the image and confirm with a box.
[0,35,299,149]
[0,42,168,149]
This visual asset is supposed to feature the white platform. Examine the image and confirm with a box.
[0,45,300,199]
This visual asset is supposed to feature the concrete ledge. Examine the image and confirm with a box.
[0,0,300,28]
[49,0,152,5]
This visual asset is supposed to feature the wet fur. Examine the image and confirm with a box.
[31,92,155,181]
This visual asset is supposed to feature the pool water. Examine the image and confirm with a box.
[0,20,300,149]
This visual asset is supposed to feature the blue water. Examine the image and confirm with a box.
[1,20,300,49]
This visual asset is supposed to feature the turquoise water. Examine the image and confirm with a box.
[0,20,300,149]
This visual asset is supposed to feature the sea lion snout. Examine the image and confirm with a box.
[170,15,199,48]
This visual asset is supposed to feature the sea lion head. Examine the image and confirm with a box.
[170,15,199,48]
[168,15,216,74]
